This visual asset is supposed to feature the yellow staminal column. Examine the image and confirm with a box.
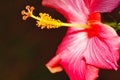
[21,5,90,29]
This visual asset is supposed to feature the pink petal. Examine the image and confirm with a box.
[55,27,99,80]
[42,0,89,23]
[57,22,120,70]
[46,55,61,67]
[42,0,120,22]
[83,22,120,70]
[86,64,99,80]
[57,29,89,80]
[42,0,120,31]
[84,0,120,12]
[93,0,120,12]
[53,22,120,80]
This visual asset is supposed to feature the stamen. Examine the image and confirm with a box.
[21,5,90,29]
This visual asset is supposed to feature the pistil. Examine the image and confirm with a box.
[21,5,90,29]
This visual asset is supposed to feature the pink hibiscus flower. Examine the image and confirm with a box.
[42,0,120,80]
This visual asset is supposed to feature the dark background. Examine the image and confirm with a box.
[0,0,120,80]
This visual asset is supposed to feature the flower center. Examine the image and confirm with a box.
[87,12,101,24]
[86,12,101,37]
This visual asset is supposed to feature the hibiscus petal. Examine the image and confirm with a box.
[42,0,89,23]
[56,28,99,80]
[84,22,120,70]
[84,0,120,12]
[46,55,61,67]
[94,0,120,12]
[56,29,88,80]
[86,64,99,80]
[42,0,120,20]
[54,22,120,80]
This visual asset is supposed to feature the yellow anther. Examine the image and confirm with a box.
[21,5,90,29]
[36,13,62,29]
